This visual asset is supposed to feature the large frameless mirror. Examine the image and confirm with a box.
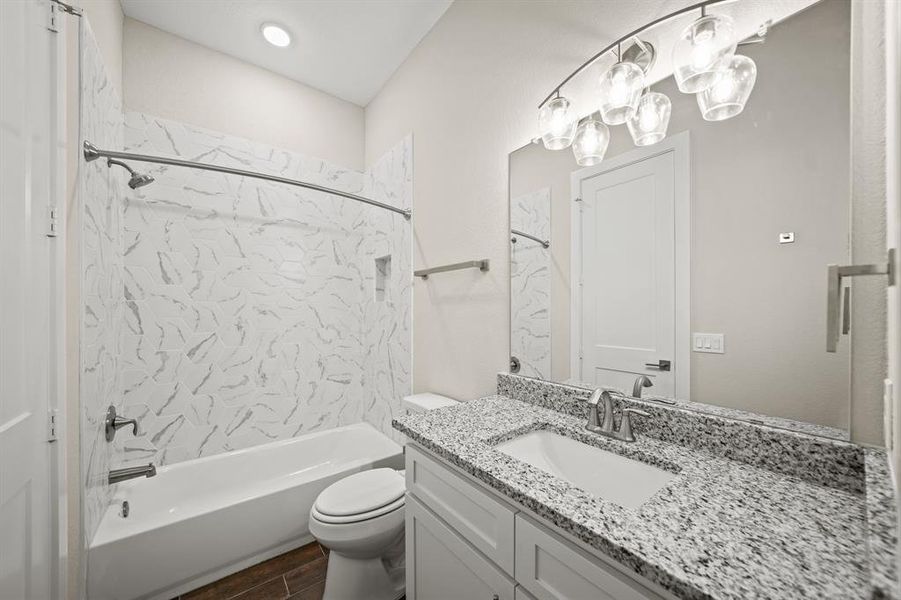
[509,0,853,439]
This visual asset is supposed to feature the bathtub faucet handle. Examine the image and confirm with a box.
[105,405,139,442]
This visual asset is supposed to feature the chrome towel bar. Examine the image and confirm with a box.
[415,260,490,280]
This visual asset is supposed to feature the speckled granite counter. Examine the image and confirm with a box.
[393,394,899,600]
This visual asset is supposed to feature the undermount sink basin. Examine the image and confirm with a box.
[495,430,676,510]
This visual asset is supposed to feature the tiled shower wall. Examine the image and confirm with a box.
[80,22,124,544]
[510,187,551,379]
[113,112,412,467]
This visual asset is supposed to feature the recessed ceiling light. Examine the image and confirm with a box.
[261,23,291,48]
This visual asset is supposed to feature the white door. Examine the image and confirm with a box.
[573,138,688,398]
[1,0,58,598]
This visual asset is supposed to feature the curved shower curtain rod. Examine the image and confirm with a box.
[82,141,412,220]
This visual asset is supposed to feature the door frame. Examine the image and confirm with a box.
[570,131,691,400]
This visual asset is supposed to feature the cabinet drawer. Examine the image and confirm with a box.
[406,446,516,574]
[515,515,670,600]
[407,494,515,600]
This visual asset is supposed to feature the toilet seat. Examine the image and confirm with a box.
[312,495,404,524]
[312,468,405,525]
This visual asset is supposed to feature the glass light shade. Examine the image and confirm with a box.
[672,14,737,93]
[538,96,578,150]
[598,62,645,125]
[572,117,610,166]
[627,92,671,146]
[697,55,757,121]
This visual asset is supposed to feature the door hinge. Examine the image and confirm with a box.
[574,197,583,202]
[47,408,59,442]
[46,206,59,237]
[46,2,59,32]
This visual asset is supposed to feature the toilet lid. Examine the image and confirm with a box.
[314,468,405,517]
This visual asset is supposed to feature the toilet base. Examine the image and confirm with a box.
[322,551,404,600]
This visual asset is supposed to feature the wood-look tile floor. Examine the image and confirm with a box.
[175,541,328,600]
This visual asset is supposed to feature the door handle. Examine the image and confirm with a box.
[644,359,671,371]
[826,249,895,352]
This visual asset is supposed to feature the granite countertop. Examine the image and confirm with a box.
[393,394,893,600]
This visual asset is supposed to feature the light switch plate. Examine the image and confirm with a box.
[693,333,725,354]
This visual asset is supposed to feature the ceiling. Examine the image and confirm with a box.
[120,0,454,106]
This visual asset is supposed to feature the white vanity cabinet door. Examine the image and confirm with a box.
[407,495,516,600]
[406,446,516,574]
[515,515,671,600]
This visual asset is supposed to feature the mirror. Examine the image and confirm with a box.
[509,0,851,438]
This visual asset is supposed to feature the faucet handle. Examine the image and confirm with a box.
[617,408,650,442]
[105,406,139,442]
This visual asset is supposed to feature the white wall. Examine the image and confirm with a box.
[364,1,688,400]
[123,18,365,171]
[850,0,889,446]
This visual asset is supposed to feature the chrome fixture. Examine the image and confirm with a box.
[537,0,767,162]
[826,248,896,352]
[585,389,651,442]
[415,259,489,280]
[632,375,653,398]
[645,359,671,371]
[511,229,550,248]
[509,356,521,373]
[82,141,412,220]
[106,158,154,189]
[105,405,138,442]
[109,463,156,485]
[120,500,130,518]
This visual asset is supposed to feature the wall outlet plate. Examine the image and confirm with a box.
[693,333,725,354]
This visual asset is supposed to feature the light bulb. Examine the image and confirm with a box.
[572,116,610,166]
[672,14,736,93]
[697,55,757,121]
[538,96,578,150]
[627,92,671,146]
[261,23,291,48]
[598,62,645,125]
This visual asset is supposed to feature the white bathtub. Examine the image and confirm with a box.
[88,422,404,600]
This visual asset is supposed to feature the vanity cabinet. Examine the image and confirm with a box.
[406,495,516,600]
[404,445,675,600]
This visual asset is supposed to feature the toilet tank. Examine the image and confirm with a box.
[401,393,459,414]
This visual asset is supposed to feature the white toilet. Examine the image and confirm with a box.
[309,393,459,600]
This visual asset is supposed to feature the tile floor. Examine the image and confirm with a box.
[176,541,328,600]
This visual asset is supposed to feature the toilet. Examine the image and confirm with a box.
[309,393,459,600]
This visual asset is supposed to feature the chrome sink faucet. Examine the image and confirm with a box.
[586,389,650,443]
[632,375,653,398]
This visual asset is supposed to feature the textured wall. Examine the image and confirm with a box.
[79,20,124,549]
[510,188,551,379]
[114,112,411,467]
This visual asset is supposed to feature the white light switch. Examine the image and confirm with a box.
[693,333,725,354]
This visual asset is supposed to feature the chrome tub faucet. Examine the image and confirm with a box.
[109,463,156,485]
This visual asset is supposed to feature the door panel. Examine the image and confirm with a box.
[579,151,676,396]
[0,0,55,598]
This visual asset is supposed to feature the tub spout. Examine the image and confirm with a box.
[109,463,156,485]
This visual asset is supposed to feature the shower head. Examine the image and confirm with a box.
[128,172,155,189]
[106,158,154,189]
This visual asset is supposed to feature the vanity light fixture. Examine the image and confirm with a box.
[572,114,610,166]
[696,54,757,121]
[537,0,761,164]
[538,94,578,150]
[671,13,737,93]
[627,91,672,146]
[261,23,291,48]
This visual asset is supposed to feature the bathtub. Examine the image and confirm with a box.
[88,422,404,600]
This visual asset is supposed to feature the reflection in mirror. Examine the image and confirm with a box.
[509,0,852,438]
